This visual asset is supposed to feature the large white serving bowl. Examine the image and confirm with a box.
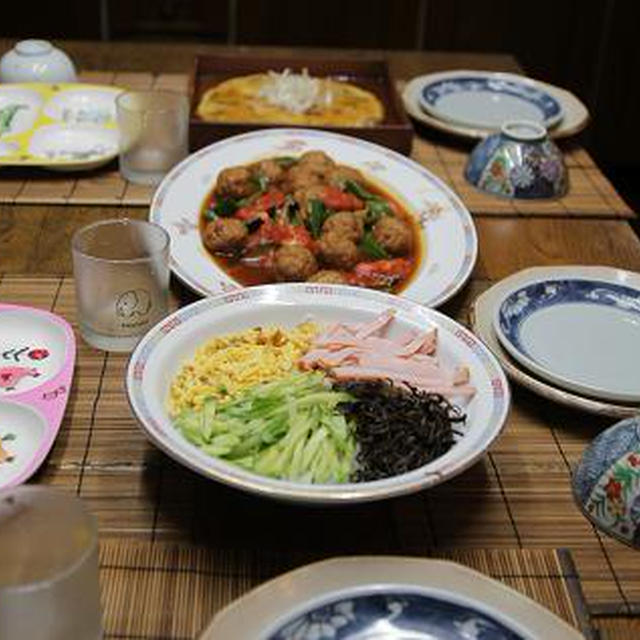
[149,128,477,308]
[126,284,510,505]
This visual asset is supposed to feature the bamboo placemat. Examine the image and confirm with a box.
[98,541,591,639]
[1,273,639,624]
[0,72,632,217]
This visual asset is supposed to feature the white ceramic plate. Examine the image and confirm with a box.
[150,128,477,307]
[43,86,119,125]
[403,72,590,140]
[126,284,510,505]
[494,276,640,403]
[471,266,640,416]
[28,124,118,170]
[200,556,584,639]
[0,303,76,489]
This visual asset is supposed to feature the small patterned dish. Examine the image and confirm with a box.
[200,556,584,639]
[403,72,590,141]
[0,304,75,489]
[494,278,640,403]
[465,121,567,199]
[0,82,121,170]
[573,416,640,548]
[470,265,640,418]
[419,72,563,130]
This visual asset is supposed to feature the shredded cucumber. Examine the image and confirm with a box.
[174,372,356,484]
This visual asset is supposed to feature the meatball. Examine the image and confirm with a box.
[372,216,412,255]
[327,165,364,188]
[251,159,284,186]
[322,211,363,243]
[214,166,257,199]
[298,151,335,169]
[285,163,326,192]
[308,270,348,285]
[274,245,318,281]
[202,218,248,253]
[318,232,360,270]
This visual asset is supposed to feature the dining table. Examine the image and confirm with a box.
[1,40,639,640]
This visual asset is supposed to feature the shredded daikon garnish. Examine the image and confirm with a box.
[257,68,333,114]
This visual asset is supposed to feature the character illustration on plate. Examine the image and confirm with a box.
[0,103,27,136]
[0,432,16,464]
[0,345,49,391]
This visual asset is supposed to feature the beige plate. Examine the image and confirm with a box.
[471,266,640,417]
[402,71,590,140]
[200,556,584,639]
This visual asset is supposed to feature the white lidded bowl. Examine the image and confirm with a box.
[0,40,76,83]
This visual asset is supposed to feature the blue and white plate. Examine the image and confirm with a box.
[494,278,640,403]
[200,557,584,639]
[419,71,563,131]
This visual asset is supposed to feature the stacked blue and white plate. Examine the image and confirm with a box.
[402,70,590,141]
[471,265,640,417]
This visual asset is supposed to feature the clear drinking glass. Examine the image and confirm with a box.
[116,90,189,185]
[72,218,170,352]
[0,486,102,640]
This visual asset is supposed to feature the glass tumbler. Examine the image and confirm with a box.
[116,90,189,185]
[72,218,170,352]
[0,486,102,640]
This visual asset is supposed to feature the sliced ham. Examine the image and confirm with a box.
[396,328,438,357]
[299,310,476,400]
[353,308,395,340]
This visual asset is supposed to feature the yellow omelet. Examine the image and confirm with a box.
[196,73,384,127]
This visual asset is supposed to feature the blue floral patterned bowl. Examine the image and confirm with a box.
[464,121,567,199]
[573,416,640,548]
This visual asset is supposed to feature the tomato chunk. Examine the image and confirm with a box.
[352,258,412,287]
[235,190,286,220]
[320,187,363,211]
[245,220,314,251]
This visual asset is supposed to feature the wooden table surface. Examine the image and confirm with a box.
[1,42,639,639]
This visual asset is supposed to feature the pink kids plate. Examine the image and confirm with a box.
[0,303,75,489]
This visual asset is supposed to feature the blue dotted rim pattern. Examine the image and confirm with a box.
[497,278,640,359]
[421,76,562,123]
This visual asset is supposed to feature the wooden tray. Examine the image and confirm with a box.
[189,55,413,155]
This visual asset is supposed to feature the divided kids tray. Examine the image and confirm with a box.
[0,83,122,170]
[0,304,75,489]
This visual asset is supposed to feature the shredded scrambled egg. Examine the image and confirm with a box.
[168,323,318,416]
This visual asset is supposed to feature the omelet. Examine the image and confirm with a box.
[196,73,384,127]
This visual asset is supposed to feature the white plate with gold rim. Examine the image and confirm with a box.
[471,266,640,417]
[150,128,477,308]
[403,71,589,140]
[200,556,584,639]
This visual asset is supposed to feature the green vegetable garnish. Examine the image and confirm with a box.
[283,196,301,225]
[174,372,356,484]
[213,197,238,217]
[344,179,372,200]
[274,156,298,168]
[359,231,388,259]
[345,179,392,223]
[307,199,329,238]
[251,172,269,192]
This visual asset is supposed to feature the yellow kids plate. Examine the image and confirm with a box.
[0,83,122,170]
